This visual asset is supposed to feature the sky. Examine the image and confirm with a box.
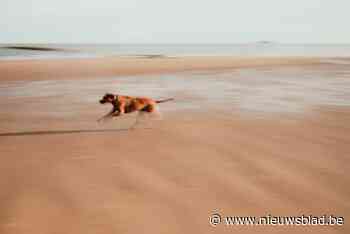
[1,0,349,44]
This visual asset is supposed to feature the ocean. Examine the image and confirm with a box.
[1,44,350,60]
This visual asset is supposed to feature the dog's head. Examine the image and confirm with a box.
[99,93,116,104]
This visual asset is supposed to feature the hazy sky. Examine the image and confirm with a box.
[1,0,349,43]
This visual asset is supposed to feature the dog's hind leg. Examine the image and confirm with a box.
[150,105,162,120]
[141,104,162,120]
[129,112,142,130]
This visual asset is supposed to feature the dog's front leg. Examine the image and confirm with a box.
[112,109,123,117]
[112,104,125,117]
[98,108,117,122]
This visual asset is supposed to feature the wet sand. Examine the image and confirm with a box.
[0,56,321,81]
[0,57,349,234]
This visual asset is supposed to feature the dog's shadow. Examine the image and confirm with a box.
[0,128,133,137]
[1,112,162,137]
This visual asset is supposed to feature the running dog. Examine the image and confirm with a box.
[98,93,173,122]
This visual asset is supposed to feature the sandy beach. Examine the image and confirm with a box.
[0,56,349,234]
[0,56,321,81]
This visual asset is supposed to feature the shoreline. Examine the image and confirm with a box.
[0,56,323,82]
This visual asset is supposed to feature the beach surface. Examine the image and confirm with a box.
[0,56,349,234]
[0,56,321,81]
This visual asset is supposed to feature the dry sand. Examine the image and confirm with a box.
[0,56,349,234]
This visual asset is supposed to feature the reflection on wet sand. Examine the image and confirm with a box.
[1,62,350,133]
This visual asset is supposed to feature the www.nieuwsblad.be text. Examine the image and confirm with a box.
[209,213,344,227]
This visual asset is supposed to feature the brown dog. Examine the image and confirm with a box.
[98,93,173,122]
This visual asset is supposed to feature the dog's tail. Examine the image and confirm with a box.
[156,98,174,103]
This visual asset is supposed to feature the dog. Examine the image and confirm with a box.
[98,93,173,122]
